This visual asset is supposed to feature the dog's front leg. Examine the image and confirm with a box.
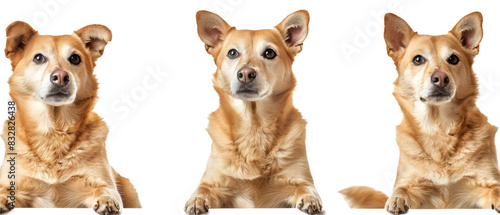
[386,182,442,214]
[290,183,323,214]
[185,180,249,215]
[0,185,13,212]
[385,187,411,214]
[471,184,500,212]
[261,174,322,214]
[91,186,123,215]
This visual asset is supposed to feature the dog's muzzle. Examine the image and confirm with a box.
[420,71,453,103]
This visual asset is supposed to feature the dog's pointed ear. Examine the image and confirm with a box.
[450,12,483,56]
[196,10,232,56]
[5,21,37,63]
[75,24,112,61]
[384,13,415,60]
[275,10,309,55]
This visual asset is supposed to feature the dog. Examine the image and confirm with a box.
[340,12,500,214]
[184,10,322,214]
[0,21,141,214]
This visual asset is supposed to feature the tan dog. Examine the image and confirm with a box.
[340,12,500,214]
[184,10,322,214]
[0,21,141,214]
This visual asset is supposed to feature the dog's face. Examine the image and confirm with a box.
[196,10,309,101]
[384,12,483,105]
[5,22,112,106]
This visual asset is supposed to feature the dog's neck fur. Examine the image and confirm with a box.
[12,94,97,161]
[214,84,297,147]
[394,87,481,133]
[393,87,487,160]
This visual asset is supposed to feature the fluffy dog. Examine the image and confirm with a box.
[185,10,322,214]
[0,21,141,214]
[341,12,500,214]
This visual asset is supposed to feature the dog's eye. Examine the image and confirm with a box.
[447,54,460,65]
[69,54,81,65]
[412,55,426,66]
[263,49,277,60]
[227,49,239,59]
[33,54,47,64]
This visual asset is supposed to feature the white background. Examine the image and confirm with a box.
[0,0,499,214]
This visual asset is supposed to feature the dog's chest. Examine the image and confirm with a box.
[235,126,276,170]
[18,137,82,184]
[21,153,77,184]
[420,136,479,184]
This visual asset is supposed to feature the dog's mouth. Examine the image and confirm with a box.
[40,86,75,106]
[237,88,258,95]
[47,86,71,96]
[234,84,259,99]
[420,88,453,103]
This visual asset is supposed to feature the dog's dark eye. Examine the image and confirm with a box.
[33,54,47,64]
[227,49,239,59]
[447,54,460,65]
[263,49,277,60]
[69,54,81,65]
[412,55,426,66]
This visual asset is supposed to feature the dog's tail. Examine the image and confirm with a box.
[339,186,388,208]
[114,171,142,208]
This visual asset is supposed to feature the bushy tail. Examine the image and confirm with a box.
[339,186,388,208]
[115,172,142,208]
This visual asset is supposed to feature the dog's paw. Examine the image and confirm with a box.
[490,188,500,213]
[294,194,322,214]
[0,193,12,213]
[185,196,211,215]
[93,196,121,215]
[385,195,410,215]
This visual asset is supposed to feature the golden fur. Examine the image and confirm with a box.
[0,21,141,214]
[185,10,322,214]
[341,12,500,214]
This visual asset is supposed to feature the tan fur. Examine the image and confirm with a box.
[0,21,141,213]
[185,10,322,214]
[341,12,500,214]
[340,186,388,209]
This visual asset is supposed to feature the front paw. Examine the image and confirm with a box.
[385,195,410,214]
[490,188,500,213]
[93,196,122,215]
[294,194,322,214]
[0,193,13,213]
[185,196,211,215]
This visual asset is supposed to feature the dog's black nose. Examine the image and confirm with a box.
[51,70,70,87]
[431,71,449,88]
[237,67,256,83]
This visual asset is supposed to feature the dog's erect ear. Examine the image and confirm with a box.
[275,10,309,55]
[196,10,232,55]
[450,12,483,56]
[384,13,415,60]
[75,24,112,61]
[5,21,37,63]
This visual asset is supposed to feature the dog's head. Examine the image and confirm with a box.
[384,12,482,105]
[5,21,111,106]
[196,10,309,101]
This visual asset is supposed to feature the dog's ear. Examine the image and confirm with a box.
[275,10,309,55]
[450,12,483,56]
[5,21,37,64]
[196,10,232,56]
[75,24,112,61]
[384,13,415,60]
